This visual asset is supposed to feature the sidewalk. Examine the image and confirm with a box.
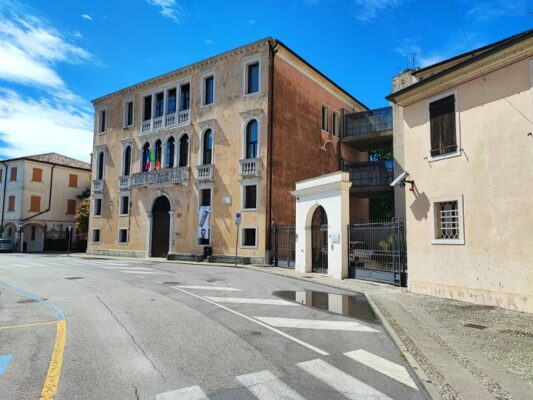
[244,265,533,400]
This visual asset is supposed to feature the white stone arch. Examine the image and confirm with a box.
[146,190,174,257]
[241,115,260,160]
[21,222,45,252]
[294,171,351,279]
[95,149,105,180]
[2,222,17,240]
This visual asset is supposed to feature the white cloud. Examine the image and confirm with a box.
[145,0,186,23]
[81,14,93,22]
[204,39,213,45]
[353,0,404,21]
[466,0,527,22]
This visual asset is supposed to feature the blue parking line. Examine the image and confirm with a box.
[0,354,13,375]
[0,281,65,321]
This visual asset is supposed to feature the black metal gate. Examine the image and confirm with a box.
[271,226,295,268]
[348,218,407,286]
[311,206,328,274]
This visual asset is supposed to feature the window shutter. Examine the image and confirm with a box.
[67,199,76,215]
[69,174,78,187]
[429,95,456,156]
[30,196,40,212]
[10,167,17,181]
[8,196,15,211]
[32,168,43,182]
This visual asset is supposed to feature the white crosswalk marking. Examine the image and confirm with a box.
[236,370,306,400]
[297,359,394,400]
[177,285,242,291]
[344,349,418,390]
[10,264,32,268]
[156,386,209,400]
[204,297,300,306]
[27,263,48,267]
[253,317,380,332]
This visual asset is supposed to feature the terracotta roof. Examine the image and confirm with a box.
[1,152,90,170]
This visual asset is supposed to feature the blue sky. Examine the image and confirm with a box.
[0,0,531,161]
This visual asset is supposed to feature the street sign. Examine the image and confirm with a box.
[235,213,241,225]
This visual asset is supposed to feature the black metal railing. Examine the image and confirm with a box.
[342,160,394,187]
[271,225,295,269]
[344,106,392,137]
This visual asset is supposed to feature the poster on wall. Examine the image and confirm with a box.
[198,206,211,245]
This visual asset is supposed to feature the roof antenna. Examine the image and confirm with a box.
[412,52,417,68]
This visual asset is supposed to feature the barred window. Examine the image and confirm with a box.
[435,201,459,239]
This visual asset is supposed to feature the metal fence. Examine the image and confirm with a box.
[348,218,407,286]
[344,106,392,137]
[271,225,296,269]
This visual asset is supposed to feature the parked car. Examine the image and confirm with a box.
[0,239,13,252]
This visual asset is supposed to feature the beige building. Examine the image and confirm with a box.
[0,153,91,252]
[387,30,533,313]
[88,38,367,262]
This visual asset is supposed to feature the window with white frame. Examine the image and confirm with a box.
[243,184,257,210]
[245,61,260,94]
[241,227,257,248]
[119,195,130,216]
[124,100,134,127]
[118,228,128,244]
[433,198,464,244]
[93,197,103,217]
[123,145,132,176]
[332,110,339,136]
[96,151,104,180]
[203,75,215,105]
[321,104,329,132]
[98,109,106,133]
[92,229,101,243]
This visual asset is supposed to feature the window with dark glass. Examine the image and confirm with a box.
[120,196,129,215]
[142,143,150,172]
[321,105,328,131]
[167,88,176,114]
[92,229,100,242]
[242,228,256,247]
[94,198,102,216]
[123,146,131,176]
[31,226,36,241]
[96,152,104,180]
[180,83,190,111]
[179,134,189,167]
[99,110,106,133]
[204,76,214,105]
[166,137,175,168]
[200,189,211,207]
[155,140,162,170]
[333,111,339,136]
[243,185,257,209]
[247,62,259,94]
[125,101,134,126]
[118,229,128,244]
[143,96,152,121]
[246,120,258,159]
[429,95,457,157]
[155,92,164,117]
[202,129,213,165]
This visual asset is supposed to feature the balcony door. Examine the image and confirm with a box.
[151,196,171,258]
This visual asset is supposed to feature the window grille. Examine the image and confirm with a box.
[436,201,459,239]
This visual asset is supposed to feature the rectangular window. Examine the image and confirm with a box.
[242,228,257,247]
[30,196,40,212]
[167,88,176,114]
[10,167,17,181]
[180,83,190,111]
[143,96,152,121]
[31,225,36,241]
[435,201,459,240]
[120,195,129,215]
[0,171,2,183]
[32,168,43,182]
[69,174,78,187]
[155,92,164,117]
[125,100,134,127]
[204,76,214,105]
[246,62,259,94]
[67,199,76,215]
[321,105,329,132]
[118,228,128,244]
[8,195,15,211]
[92,229,101,243]
[243,185,257,210]
[200,189,211,207]
[94,198,102,217]
[98,110,106,133]
[332,111,339,136]
[429,95,457,157]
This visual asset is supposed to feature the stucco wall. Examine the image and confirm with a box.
[403,57,533,312]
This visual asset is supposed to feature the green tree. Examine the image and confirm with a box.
[75,198,90,238]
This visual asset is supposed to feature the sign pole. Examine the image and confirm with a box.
[234,213,241,268]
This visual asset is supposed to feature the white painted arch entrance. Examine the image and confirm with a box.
[294,172,351,279]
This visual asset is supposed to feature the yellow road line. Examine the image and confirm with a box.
[0,320,57,330]
[39,320,67,400]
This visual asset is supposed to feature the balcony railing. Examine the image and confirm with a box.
[141,109,190,134]
[239,158,259,177]
[344,106,392,138]
[118,176,131,190]
[130,167,189,187]
[197,164,214,181]
[92,179,103,193]
[342,160,394,188]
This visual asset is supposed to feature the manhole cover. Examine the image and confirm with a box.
[66,277,83,280]
[463,323,487,329]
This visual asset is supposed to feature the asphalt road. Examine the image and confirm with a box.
[0,253,430,400]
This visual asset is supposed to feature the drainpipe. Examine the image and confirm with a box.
[0,161,7,235]
[22,164,55,222]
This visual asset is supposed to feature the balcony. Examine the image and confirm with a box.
[343,106,393,151]
[92,179,103,193]
[118,176,131,190]
[342,160,394,196]
[197,164,214,182]
[130,167,189,187]
[141,109,190,134]
[239,158,259,178]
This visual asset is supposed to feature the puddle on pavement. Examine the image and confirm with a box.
[273,290,378,322]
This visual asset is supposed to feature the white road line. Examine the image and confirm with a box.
[344,349,418,390]
[172,287,328,356]
[117,270,169,275]
[100,266,154,271]
[153,280,163,284]
[177,285,242,291]
[253,317,380,332]
[236,370,306,400]
[204,297,300,306]
[297,359,394,400]
[135,275,146,279]
[26,263,48,267]
[155,385,209,400]
[9,264,32,268]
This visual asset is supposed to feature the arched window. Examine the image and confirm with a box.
[142,142,150,172]
[245,120,258,159]
[202,129,213,165]
[165,137,175,168]
[123,146,131,176]
[155,139,162,170]
[179,134,189,167]
[96,151,104,179]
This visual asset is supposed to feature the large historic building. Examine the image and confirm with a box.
[88,38,369,262]
[0,153,91,252]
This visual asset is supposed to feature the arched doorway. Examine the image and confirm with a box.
[151,196,171,257]
[311,206,328,273]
